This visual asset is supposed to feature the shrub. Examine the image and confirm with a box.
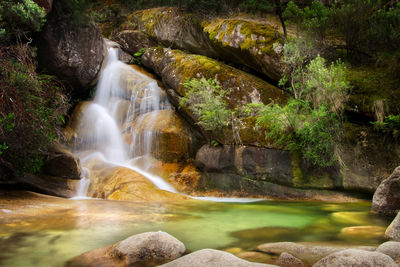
[179,77,232,132]
[0,0,46,41]
[0,45,69,173]
[256,41,349,167]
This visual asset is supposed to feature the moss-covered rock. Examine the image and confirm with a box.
[121,7,283,81]
[346,66,400,120]
[115,30,157,55]
[142,47,288,145]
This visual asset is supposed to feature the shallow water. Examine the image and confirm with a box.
[0,192,391,267]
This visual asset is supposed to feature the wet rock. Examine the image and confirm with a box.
[276,252,305,267]
[41,144,81,179]
[15,173,78,198]
[38,20,104,94]
[123,7,283,81]
[125,109,203,163]
[377,241,400,262]
[87,165,187,202]
[159,249,278,267]
[142,47,287,145]
[66,231,186,267]
[386,212,400,241]
[115,30,157,55]
[372,166,400,216]
[313,249,397,267]
[104,38,134,64]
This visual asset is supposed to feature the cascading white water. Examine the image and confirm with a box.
[72,47,176,197]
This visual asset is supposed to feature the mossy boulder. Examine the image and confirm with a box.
[121,7,283,81]
[115,30,157,55]
[203,18,283,81]
[142,47,288,145]
[346,66,400,121]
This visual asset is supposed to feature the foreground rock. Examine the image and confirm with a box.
[122,7,283,81]
[256,242,375,266]
[66,231,185,267]
[39,20,104,94]
[159,249,278,267]
[313,249,397,267]
[372,166,400,216]
[377,241,400,262]
[276,252,305,267]
[386,212,400,241]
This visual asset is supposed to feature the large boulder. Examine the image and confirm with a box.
[142,47,287,145]
[121,7,283,81]
[386,212,400,241]
[313,249,397,267]
[371,166,400,216]
[41,144,81,179]
[115,30,157,55]
[85,163,186,202]
[66,231,186,267]
[38,20,105,94]
[377,241,400,262]
[159,249,278,267]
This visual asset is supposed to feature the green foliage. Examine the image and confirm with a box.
[372,114,400,138]
[332,0,400,65]
[283,0,331,38]
[51,0,92,28]
[255,41,349,167]
[257,100,339,167]
[280,40,350,114]
[133,48,146,65]
[0,0,46,41]
[179,77,232,132]
[0,45,69,173]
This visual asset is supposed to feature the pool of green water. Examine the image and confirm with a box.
[0,195,391,267]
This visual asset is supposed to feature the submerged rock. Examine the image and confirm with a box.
[313,249,397,267]
[38,20,104,94]
[66,231,186,267]
[372,166,400,216]
[159,249,278,267]
[386,212,400,241]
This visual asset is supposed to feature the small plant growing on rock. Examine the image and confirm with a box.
[179,77,232,132]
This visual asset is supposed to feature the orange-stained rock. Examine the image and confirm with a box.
[124,109,203,163]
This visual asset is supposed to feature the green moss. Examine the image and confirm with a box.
[346,66,400,116]
[203,18,283,56]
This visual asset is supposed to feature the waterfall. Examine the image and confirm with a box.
[72,47,176,197]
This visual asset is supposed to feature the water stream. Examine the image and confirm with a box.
[71,47,176,197]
